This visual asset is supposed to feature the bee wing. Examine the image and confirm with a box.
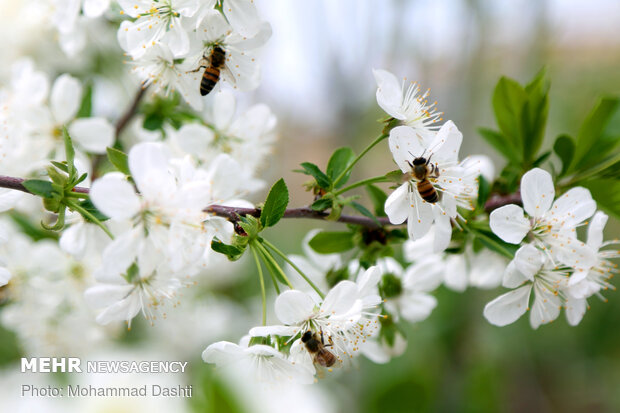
[220,65,238,89]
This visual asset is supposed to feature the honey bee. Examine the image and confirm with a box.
[407,154,440,203]
[191,45,227,96]
[301,330,337,368]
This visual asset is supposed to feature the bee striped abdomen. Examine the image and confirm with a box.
[200,67,220,96]
[417,179,438,203]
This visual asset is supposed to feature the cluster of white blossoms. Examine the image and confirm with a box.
[375,69,483,253]
[203,265,384,384]
[485,168,619,328]
[85,142,261,325]
[118,0,271,110]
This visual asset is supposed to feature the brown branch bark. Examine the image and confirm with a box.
[0,175,522,228]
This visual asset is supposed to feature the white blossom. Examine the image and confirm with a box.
[373,68,442,142]
[385,121,477,251]
[489,168,596,269]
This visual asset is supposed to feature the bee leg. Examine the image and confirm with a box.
[186,65,207,74]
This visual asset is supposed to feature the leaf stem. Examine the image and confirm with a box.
[334,175,390,196]
[253,241,295,289]
[332,133,388,187]
[261,238,325,299]
[66,200,114,239]
[250,245,267,326]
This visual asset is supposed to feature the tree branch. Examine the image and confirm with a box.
[0,176,89,194]
[0,174,523,228]
[91,86,148,178]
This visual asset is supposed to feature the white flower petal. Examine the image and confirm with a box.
[432,208,452,253]
[399,293,437,323]
[373,69,405,120]
[587,211,608,251]
[59,222,88,258]
[530,285,561,329]
[489,204,530,244]
[211,90,236,130]
[513,244,543,280]
[223,0,261,36]
[565,297,587,326]
[51,74,82,124]
[443,255,467,292]
[274,290,315,325]
[174,123,215,156]
[483,285,531,326]
[0,189,24,212]
[0,267,11,286]
[249,325,298,337]
[388,126,424,173]
[83,0,110,17]
[407,195,434,240]
[520,168,554,218]
[321,280,358,317]
[430,121,462,163]
[549,187,596,228]
[69,117,114,153]
[502,261,529,288]
[384,183,410,225]
[90,173,141,220]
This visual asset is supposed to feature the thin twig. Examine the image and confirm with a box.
[0,175,523,228]
[91,86,148,177]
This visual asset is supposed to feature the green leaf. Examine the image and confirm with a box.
[478,128,520,165]
[8,211,59,241]
[51,161,69,173]
[239,215,261,238]
[211,240,245,261]
[326,147,355,188]
[366,184,387,216]
[63,127,76,180]
[75,199,109,222]
[308,231,355,254]
[311,197,333,211]
[522,68,550,163]
[106,147,131,175]
[260,178,289,228]
[476,175,491,210]
[76,83,93,118]
[492,76,526,156]
[571,97,619,172]
[297,162,331,189]
[350,201,381,226]
[23,179,54,198]
[581,179,620,220]
[553,135,575,176]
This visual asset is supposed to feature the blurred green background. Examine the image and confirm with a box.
[2,0,620,412]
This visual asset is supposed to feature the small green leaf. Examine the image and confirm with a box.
[9,211,59,241]
[553,135,575,176]
[384,169,405,183]
[532,151,551,167]
[63,127,76,180]
[492,76,527,155]
[572,97,619,172]
[106,147,131,175]
[476,175,490,210]
[366,184,387,216]
[311,197,332,211]
[239,215,261,238]
[308,231,355,254]
[51,161,69,173]
[75,199,109,222]
[260,178,289,228]
[478,128,520,165]
[211,240,245,261]
[326,147,355,188]
[581,179,620,221]
[350,201,381,226]
[23,179,55,198]
[297,162,331,189]
[522,68,550,163]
